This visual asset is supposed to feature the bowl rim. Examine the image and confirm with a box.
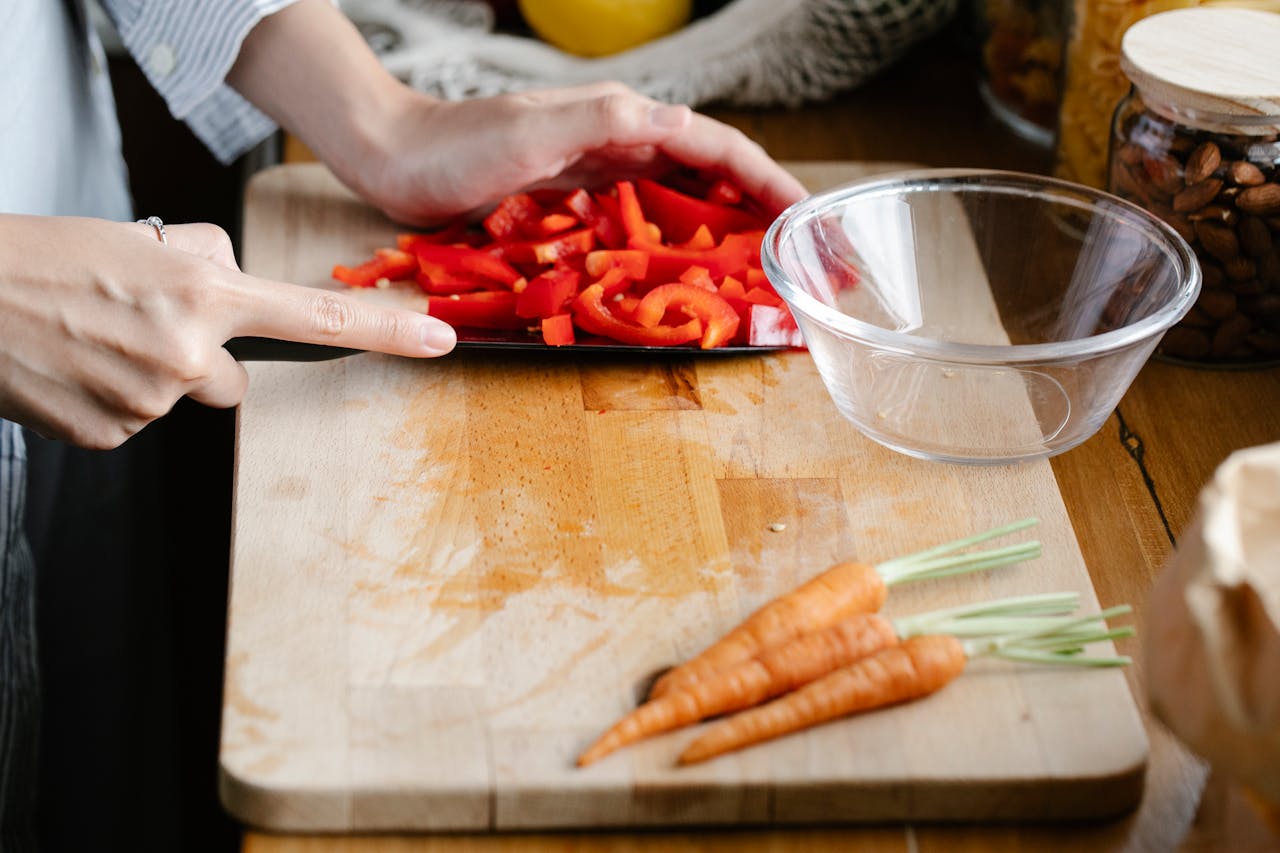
[762,168,1203,364]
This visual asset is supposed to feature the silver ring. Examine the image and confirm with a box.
[137,215,167,245]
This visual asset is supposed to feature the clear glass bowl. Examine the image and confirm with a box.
[762,169,1201,465]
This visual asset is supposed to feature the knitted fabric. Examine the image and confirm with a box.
[341,0,958,107]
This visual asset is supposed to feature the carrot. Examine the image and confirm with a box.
[577,591,1082,766]
[579,613,899,766]
[677,607,1135,765]
[678,635,967,765]
[648,519,1042,699]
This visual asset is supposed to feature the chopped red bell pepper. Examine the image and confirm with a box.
[719,274,747,300]
[635,178,765,243]
[534,213,578,237]
[589,267,633,299]
[426,291,525,330]
[562,190,625,249]
[679,266,717,292]
[540,314,576,346]
[516,268,581,319]
[415,271,505,295]
[633,282,740,349]
[679,223,716,251]
[482,193,544,241]
[745,303,804,348]
[572,284,702,347]
[706,178,743,206]
[744,286,784,308]
[397,223,467,251]
[585,249,649,279]
[411,243,522,287]
[331,248,418,288]
[501,227,596,265]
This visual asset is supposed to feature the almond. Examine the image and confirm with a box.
[1211,313,1253,358]
[1225,256,1258,282]
[1173,179,1223,213]
[1188,204,1237,226]
[1160,327,1211,360]
[1237,183,1280,216]
[1184,142,1222,185]
[1194,221,1240,263]
[1226,161,1266,187]
[1200,260,1227,289]
[1196,288,1237,320]
[1245,330,1280,355]
[1142,154,1184,196]
[1239,216,1273,258]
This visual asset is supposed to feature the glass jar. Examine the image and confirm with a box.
[1107,7,1280,366]
[974,0,1068,147]
[1056,0,1280,191]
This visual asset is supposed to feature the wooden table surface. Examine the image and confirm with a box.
[249,35,1280,853]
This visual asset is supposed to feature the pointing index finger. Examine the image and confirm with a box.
[226,272,457,357]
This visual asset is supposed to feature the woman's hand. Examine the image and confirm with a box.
[228,0,808,226]
[354,83,809,227]
[0,215,455,449]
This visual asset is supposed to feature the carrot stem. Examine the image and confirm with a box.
[876,518,1038,575]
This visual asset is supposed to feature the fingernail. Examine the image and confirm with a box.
[422,320,457,353]
[649,104,689,129]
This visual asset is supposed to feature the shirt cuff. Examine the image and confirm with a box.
[109,0,300,163]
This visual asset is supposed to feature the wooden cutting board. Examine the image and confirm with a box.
[220,162,1148,833]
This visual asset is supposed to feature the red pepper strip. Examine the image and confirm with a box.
[397,223,467,251]
[580,191,627,249]
[500,227,596,265]
[611,293,642,323]
[482,192,543,241]
[414,270,503,295]
[528,188,568,208]
[744,286,784,308]
[585,249,649,279]
[679,266,717,292]
[427,291,526,330]
[679,224,716,251]
[719,274,747,300]
[572,284,702,347]
[706,178,743,206]
[615,181,653,245]
[591,267,633,299]
[535,213,578,236]
[331,248,418,288]
[745,267,770,290]
[636,178,766,243]
[411,243,522,286]
[633,282,740,349]
[540,314,576,346]
[745,302,805,348]
[721,231,765,267]
[516,268,581,319]
[642,238,753,282]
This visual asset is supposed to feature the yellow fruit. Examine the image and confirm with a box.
[518,0,693,57]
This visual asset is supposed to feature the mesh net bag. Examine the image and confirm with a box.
[341,0,959,108]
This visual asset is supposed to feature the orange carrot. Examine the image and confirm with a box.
[649,520,1042,700]
[648,561,885,700]
[677,634,967,765]
[675,604,1136,765]
[578,613,899,766]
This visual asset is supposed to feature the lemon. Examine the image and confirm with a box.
[518,0,693,57]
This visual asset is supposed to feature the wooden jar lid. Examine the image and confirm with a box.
[1120,8,1280,133]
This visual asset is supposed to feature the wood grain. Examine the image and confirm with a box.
[245,35,1280,851]
[224,162,1147,835]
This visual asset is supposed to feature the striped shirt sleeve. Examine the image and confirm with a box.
[100,0,301,164]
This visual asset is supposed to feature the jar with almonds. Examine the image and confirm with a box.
[1109,7,1280,365]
